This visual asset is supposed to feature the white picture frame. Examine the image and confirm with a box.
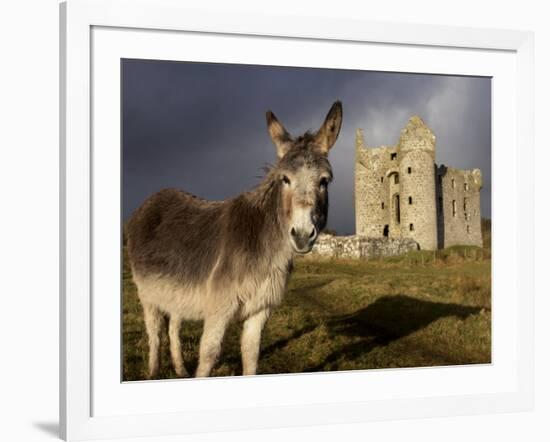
[60,0,534,440]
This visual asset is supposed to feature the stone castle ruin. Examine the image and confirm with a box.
[310,115,483,259]
[354,116,483,250]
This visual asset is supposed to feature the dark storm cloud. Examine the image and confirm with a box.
[122,60,491,235]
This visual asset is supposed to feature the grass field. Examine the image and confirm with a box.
[122,246,491,381]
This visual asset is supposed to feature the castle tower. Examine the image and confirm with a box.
[354,129,369,235]
[396,116,438,250]
[354,129,397,238]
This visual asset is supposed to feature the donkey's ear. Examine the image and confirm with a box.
[314,101,343,154]
[266,110,292,159]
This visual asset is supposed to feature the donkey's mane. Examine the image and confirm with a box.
[293,131,316,144]
[247,164,280,206]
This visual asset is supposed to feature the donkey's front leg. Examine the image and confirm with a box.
[196,312,234,378]
[142,303,163,379]
[241,309,270,376]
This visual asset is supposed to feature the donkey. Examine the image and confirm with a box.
[126,101,343,378]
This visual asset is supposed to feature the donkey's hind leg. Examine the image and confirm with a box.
[168,315,189,377]
[142,303,163,379]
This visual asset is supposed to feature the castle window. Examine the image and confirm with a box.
[391,153,397,160]
[463,197,468,212]
[393,194,401,224]
[467,225,471,234]
[408,196,413,204]
[452,200,457,217]
[409,223,414,231]
[383,225,389,237]
[407,167,412,174]
[394,174,399,184]
[381,202,385,209]
[380,176,384,183]
[452,179,455,189]
[464,182,469,191]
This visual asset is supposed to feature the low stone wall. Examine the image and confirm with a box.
[308,234,419,260]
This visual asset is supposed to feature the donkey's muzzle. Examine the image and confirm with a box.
[290,226,318,253]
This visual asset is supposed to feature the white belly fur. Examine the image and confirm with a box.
[132,263,289,321]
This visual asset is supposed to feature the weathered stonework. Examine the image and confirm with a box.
[355,116,483,250]
[309,233,419,260]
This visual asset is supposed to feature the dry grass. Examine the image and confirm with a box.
[122,246,491,381]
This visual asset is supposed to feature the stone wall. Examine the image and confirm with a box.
[308,234,419,260]
[437,166,483,247]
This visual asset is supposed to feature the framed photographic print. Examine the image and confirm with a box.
[60,0,534,440]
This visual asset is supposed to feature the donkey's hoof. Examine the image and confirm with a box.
[175,368,190,378]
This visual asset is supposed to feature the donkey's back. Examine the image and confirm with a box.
[127,187,226,288]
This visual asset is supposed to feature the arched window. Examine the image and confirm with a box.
[408,196,413,204]
[407,167,412,174]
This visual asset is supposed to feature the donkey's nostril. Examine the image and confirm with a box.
[309,228,316,239]
[290,227,297,237]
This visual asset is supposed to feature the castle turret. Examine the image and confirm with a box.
[397,116,438,250]
[398,115,436,158]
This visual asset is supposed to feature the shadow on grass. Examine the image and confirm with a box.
[306,294,483,371]
[261,323,319,357]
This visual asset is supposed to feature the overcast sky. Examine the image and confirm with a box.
[122,59,491,235]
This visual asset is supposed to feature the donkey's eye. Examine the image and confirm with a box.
[319,177,329,188]
[282,175,291,185]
